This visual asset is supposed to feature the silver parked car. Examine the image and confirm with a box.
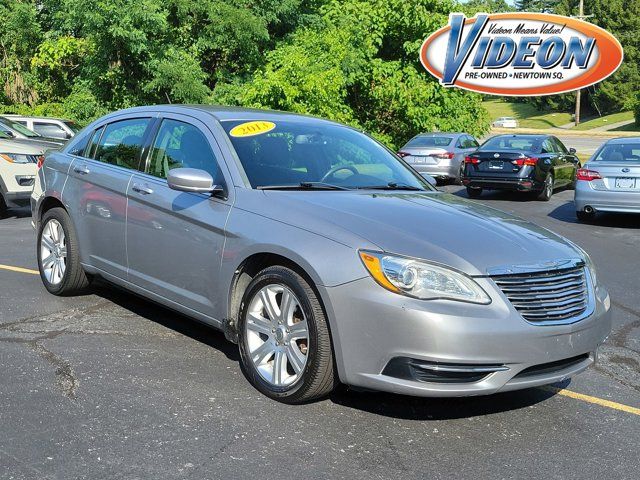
[5,114,79,140]
[398,133,479,184]
[31,106,611,403]
[575,137,640,221]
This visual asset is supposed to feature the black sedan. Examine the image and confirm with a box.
[462,134,580,201]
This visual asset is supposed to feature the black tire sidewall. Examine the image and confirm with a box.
[237,268,323,402]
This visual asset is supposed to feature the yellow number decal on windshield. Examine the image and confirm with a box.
[229,121,276,138]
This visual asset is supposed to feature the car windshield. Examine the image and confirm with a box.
[481,136,539,151]
[405,136,453,148]
[593,143,640,163]
[221,120,431,190]
[0,117,40,137]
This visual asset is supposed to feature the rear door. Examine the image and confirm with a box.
[551,136,577,186]
[64,116,154,278]
[126,114,233,318]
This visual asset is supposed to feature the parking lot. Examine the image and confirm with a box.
[1,185,639,480]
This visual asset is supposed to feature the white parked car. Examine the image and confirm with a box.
[0,135,46,217]
[5,115,78,140]
[492,117,519,128]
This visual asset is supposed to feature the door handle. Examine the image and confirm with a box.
[132,183,153,195]
[73,165,90,175]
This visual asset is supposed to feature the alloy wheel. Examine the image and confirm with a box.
[40,219,67,285]
[244,284,309,387]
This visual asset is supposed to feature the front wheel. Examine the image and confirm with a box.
[238,266,336,403]
[37,207,91,295]
[537,174,554,201]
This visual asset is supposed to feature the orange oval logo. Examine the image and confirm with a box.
[420,13,623,96]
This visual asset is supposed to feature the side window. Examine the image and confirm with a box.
[148,119,222,183]
[67,132,90,156]
[541,139,555,154]
[85,126,104,158]
[467,136,480,148]
[455,137,464,148]
[33,122,67,139]
[552,137,568,154]
[94,118,151,170]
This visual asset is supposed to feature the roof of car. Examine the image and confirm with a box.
[415,132,465,137]
[491,134,549,139]
[605,137,640,144]
[4,114,73,122]
[101,105,343,126]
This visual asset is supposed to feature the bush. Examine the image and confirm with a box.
[635,94,640,127]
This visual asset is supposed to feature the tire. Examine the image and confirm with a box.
[238,266,336,403]
[37,207,91,295]
[457,163,465,185]
[576,210,596,222]
[466,186,482,198]
[0,193,7,219]
[537,174,554,201]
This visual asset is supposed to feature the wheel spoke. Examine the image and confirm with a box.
[59,245,67,258]
[251,340,274,365]
[260,288,278,321]
[288,319,308,339]
[41,235,54,251]
[272,350,287,385]
[286,343,306,374]
[279,289,295,323]
[247,313,272,336]
[41,253,55,269]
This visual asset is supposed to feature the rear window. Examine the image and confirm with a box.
[481,136,539,152]
[593,143,640,162]
[405,136,453,147]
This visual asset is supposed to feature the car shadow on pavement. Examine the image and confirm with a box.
[329,380,571,420]
[90,280,240,362]
[549,201,640,228]
[450,188,536,202]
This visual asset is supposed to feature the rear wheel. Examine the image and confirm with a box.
[466,186,482,198]
[37,207,91,295]
[238,266,336,403]
[537,174,554,201]
[0,193,7,219]
[576,210,596,222]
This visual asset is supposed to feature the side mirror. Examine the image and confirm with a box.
[569,147,577,154]
[167,168,224,195]
[420,172,437,187]
[2,130,15,138]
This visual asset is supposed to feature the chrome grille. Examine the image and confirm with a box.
[492,265,589,324]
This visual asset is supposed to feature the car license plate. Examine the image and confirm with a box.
[489,161,503,169]
[615,177,637,189]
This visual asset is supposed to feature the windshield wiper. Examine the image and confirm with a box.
[356,182,425,191]
[258,182,350,191]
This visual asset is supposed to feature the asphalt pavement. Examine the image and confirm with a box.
[1,185,639,480]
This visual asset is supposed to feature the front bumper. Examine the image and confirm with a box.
[3,190,31,208]
[575,181,640,214]
[324,276,611,397]
[463,176,543,192]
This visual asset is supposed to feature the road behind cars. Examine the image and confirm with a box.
[1,186,639,479]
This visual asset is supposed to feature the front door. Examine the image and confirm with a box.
[126,115,232,318]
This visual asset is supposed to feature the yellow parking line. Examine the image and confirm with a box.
[0,264,39,275]
[544,386,640,416]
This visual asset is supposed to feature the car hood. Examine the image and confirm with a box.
[258,190,582,276]
[0,137,61,153]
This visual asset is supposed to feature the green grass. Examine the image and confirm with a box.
[483,99,573,129]
[572,111,636,131]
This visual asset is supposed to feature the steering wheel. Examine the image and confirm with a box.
[320,165,359,183]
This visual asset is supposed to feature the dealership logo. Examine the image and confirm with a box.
[420,13,623,96]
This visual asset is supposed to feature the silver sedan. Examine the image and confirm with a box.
[398,132,479,184]
[31,106,611,403]
[575,137,640,221]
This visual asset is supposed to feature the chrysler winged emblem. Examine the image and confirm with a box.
[494,153,500,158]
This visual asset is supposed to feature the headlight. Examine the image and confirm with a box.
[359,251,491,304]
[0,153,37,164]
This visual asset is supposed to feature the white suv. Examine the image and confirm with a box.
[5,115,78,140]
[0,137,44,217]
[492,117,519,128]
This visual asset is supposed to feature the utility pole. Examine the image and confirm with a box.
[573,0,591,126]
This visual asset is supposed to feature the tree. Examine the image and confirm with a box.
[213,0,490,148]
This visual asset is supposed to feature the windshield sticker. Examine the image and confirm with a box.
[229,121,276,137]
